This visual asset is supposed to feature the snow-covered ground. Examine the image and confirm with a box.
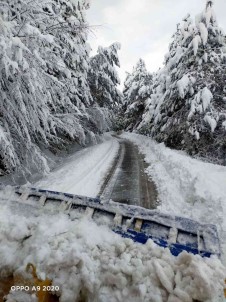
[1,132,226,301]
[35,134,119,197]
[122,133,226,263]
[0,192,224,302]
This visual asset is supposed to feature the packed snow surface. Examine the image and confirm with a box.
[35,135,119,197]
[121,133,226,263]
[0,191,224,302]
[0,133,226,301]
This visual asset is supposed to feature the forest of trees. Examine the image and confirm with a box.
[121,0,226,165]
[0,0,122,180]
[1,0,226,182]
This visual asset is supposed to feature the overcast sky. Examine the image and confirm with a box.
[87,0,226,87]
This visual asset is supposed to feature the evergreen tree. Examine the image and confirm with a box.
[122,59,153,130]
[0,0,112,179]
[139,0,226,164]
[88,43,122,109]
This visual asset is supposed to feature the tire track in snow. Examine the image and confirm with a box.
[35,137,119,197]
[66,138,119,192]
[99,136,158,209]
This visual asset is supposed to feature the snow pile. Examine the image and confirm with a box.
[0,196,224,302]
[122,133,226,262]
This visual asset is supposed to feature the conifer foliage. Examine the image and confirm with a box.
[130,1,226,164]
[88,43,122,109]
[0,0,120,178]
[122,59,152,130]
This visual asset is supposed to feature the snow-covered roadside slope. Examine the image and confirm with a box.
[122,133,226,261]
[35,135,119,198]
[0,195,224,302]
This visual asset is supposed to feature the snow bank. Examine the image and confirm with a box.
[122,133,226,264]
[0,194,224,302]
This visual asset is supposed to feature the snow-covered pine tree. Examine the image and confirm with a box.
[0,0,52,177]
[122,59,153,130]
[0,0,111,180]
[88,43,122,109]
[139,0,226,164]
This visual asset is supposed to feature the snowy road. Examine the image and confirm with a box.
[35,131,226,262]
[100,137,158,208]
[36,135,120,197]
[1,133,226,301]
[36,134,158,210]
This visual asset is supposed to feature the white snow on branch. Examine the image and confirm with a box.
[199,22,208,45]
[201,87,213,111]
[205,2,216,27]
[177,75,194,99]
[222,121,226,130]
[204,114,217,132]
[192,35,201,55]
